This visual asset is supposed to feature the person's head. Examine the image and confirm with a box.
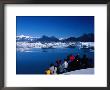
[83,54,86,58]
[77,53,80,56]
[56,60,58,64]
[47,68,50,71]
[57,58,60,61]
[59,60,61,63]
[76,54,79,57]
[50,64,54,67]
[64,59,67,62]
[70,54,72,56]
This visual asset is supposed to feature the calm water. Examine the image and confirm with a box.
[16,47,94,74]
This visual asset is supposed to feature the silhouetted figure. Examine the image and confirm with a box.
[66,54,71,62]
[74,54,81,67]
[55,60,59,67]
[81,54,89,68]
[58,64,63,74]
[55,59,62,74]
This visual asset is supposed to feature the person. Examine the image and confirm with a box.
[49,64,55,74]
[69,54,75,62]
[54,66,57,74]
[55,59,62,74]
[81,54,89,68]
[62,59,68,73]
[66,54,71,62]
[45,69,51,75]
[56,60,64,74]
[75,54,81,67]
[49,64,58,74]
[75,54,80,60]
[68,54,75,71]
[55,59,61,67]
[58,64,63,74]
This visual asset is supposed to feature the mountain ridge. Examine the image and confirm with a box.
[16,33,94,42]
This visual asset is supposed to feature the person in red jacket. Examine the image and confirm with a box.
[69,55,75,62]
[68,54,75,71]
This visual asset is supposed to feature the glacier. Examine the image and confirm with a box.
[16,41,94,52]
[16,35,94,52]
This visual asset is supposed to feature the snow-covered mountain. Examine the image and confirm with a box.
[16,35,39,42]
[16,35,59,42]
[59,38,65,40]
[17,35,31,38]
[16,33,94,42]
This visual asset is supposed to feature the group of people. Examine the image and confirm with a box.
[45,54,90,75]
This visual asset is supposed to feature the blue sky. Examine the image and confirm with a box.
[16,16,94,38]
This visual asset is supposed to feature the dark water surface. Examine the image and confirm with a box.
[16,47,94,74]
